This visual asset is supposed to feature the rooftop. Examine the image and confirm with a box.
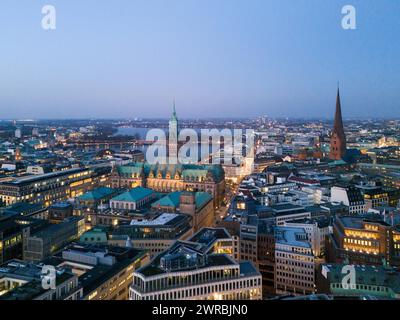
[275,226,311,249]
[0,167,87,186]
[322,263,400,293]
[339,216,391,229]
[129,213,180,226]
[188,228,232,250]
[78,187,117,201]
[151,191,213,210]
[111,187,154,203]
[43,243,147,297]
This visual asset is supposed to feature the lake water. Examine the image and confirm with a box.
[114,127,150,138]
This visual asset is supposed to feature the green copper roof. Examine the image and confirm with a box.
[182,169,208,180]
[171,100,178,122]
[80,227,108,243]
[117,163,144,176]
[111,187,155,202]
[78,187,117,201]
[151,191,213,209]
[195,192,213,209]
[151,191,181,208]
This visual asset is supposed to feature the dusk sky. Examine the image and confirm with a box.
[1,0,399,119]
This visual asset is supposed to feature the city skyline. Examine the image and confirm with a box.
[1,0,400,119]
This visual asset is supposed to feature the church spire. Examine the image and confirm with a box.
[334,87,344,133]
[329,85,347,160]
[171,98,177,121]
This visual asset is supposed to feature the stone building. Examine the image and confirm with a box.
[111,162,225,207]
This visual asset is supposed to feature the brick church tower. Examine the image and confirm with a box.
[329,87,347,160]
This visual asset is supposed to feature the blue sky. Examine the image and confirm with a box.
[0,0,399,119]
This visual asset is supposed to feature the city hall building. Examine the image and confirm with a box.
[110,162,225,207]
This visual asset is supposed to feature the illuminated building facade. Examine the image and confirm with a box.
[326,216,400,266]
[111,162,225,207]
[0,166,111,207]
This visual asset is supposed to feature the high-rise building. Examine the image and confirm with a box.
[329,88,347,160]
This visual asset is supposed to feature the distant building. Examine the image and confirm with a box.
[14,147,22,162]
[14,128,22,139]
